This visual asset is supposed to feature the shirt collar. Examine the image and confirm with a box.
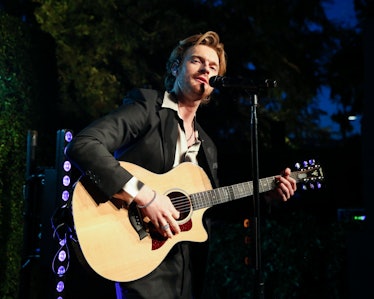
[162,91,178,112]
[161,92,197,123]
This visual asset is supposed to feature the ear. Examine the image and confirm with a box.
[171,61,179,76]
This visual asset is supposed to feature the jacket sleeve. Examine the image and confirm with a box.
[65,89,157,198]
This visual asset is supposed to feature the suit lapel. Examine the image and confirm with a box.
[159,108,178,172]
[195,122,219,187]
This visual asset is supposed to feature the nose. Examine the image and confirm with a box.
[199,62,210,74]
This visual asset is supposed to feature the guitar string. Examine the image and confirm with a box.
[168,170,321,214]
[168,180,261,212]
[165,190,235,214]
[156,174,294,213]
[165,183,250,213]
[143,168,319,214]
[167,181,253,209]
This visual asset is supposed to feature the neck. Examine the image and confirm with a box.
[178,101,197,124]
[171,92,198,122]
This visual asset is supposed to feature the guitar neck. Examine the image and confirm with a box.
[190,171,302,210]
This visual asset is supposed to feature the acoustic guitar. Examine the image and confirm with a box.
[72,160,323,282]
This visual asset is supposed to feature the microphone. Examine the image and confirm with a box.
[209,76,277,90]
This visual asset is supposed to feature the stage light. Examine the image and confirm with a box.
[64,131,73,142]
[57,265,66,275]
[52,129,74,299]
[58,250,66,262]
[337,208,366,223]
[63,161,71,172]
[62,175,70,186]
[56,280,64,292]
[61,190,69,202]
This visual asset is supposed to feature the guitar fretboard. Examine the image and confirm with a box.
[191,176,276,210]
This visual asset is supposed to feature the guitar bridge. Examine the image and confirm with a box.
[128,203,148,240]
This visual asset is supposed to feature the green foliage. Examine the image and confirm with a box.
[31,0,208,126]
[0,12,34,299]
[29,0,359,143]
[204,209,350,299]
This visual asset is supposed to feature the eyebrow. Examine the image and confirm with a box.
[190,55,219,67]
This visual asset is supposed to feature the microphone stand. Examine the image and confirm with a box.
[248,91,264,299]
[243,80,277,299]
[209,76,277,299]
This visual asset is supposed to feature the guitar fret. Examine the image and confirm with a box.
[218,187,230,203]
[210,189,218,205]
[190,167,322,211]
[235,182,251,198]
[259,177,273,193]
[191,193,202,210]
[191,178,276,211]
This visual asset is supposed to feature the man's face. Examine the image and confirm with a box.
[174,44,219,100]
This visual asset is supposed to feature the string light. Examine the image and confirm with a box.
[52,129,74,299]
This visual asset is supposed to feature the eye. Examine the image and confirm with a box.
[191,58,201,64]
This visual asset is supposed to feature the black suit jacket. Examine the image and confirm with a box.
[66,88,219,298]
[66,88,219,199]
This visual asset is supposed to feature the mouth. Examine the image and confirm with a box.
[195,76,208,85]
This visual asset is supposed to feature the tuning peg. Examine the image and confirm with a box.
[301,180,323,191]
[295,159,317,170]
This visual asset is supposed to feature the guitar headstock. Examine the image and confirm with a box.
[293,159,324,191]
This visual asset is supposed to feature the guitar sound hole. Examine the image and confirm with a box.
[168,191,191,222]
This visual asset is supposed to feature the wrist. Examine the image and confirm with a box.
[136,190,157,209]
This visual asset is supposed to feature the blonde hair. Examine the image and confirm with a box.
[164,31,227,92]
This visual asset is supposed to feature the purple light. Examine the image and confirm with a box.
[63,161,71,172]
[57,265,66,275]
[62,175,70,187]
[58,250,66,262]
[65,131,73,142]
[62,190,70,201]
[56,280,65,292]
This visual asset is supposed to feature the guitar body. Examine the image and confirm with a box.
[72,159,323,282]
[72,162,213,282]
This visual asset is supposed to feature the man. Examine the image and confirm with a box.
[66,31,296,299]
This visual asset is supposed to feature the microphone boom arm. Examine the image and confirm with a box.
[209,75,277,91]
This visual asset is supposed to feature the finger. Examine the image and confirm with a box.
[161,223,170,231]
[282,167,291,176]
[160,222,173,238]
[169,219,180,234]
[164,211,181,233]
[163,213,180,234]
[282,168,297,191]
[278,176,295,196]
[166,199,180,220]
[275,179,291,201]
[171,209,180,220]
